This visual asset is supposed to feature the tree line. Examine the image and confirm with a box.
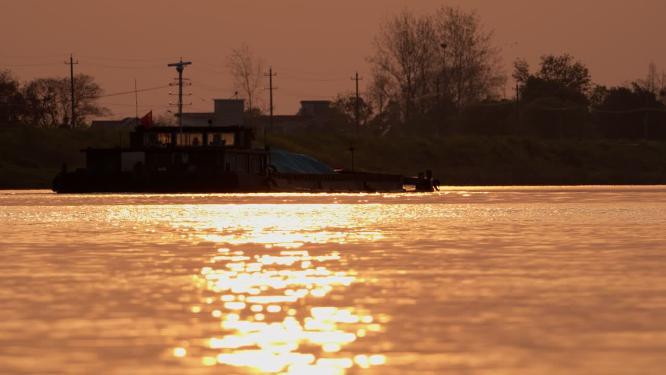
[329,6,666,140]
[0,71,108,128]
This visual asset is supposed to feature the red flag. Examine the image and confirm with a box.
[140,111,153,127]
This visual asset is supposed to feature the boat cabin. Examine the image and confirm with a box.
[85,126,267,176]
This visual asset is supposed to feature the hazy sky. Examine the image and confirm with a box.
[2,0,665,119]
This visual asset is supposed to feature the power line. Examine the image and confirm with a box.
[278,72,348,82]
[81,63,163,70]
[1,62,62,68]
[88,85,170,99]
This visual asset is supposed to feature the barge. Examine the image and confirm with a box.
[52,125,435,193]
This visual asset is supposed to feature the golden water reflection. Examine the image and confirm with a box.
[176,246,386,374]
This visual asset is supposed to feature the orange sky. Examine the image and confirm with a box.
[2,0,665,119]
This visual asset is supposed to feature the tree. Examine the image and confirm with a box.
[22,78,62,127]
[537,54,591,94]
[333,93,373,127]
[73,74,109,126]
[0,70,25,126]
[369,6,505,124]
[227,44,265,112]
[367,68,393,115]
[370,10,437,120]
[595,84,665,139]
[21,74,108,127]
[512,58,530,87]
[515,54,592,106]
[433,7,505,110]
[600,84,661,110]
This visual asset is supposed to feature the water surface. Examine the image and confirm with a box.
[1,187,665,374]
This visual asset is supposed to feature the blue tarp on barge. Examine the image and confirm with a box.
[269,149,333,174]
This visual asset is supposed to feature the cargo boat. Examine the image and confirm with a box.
[52,125,434,193]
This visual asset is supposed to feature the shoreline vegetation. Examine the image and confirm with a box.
[1,126,665,189]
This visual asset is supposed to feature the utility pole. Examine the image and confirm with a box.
[352,72,363,133]
[134,78,139,124]
[167,58,192,127]
[65,54,78,127]
[264,67,277,143]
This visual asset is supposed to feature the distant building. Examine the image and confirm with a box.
[90,117,138,130]
[177,98,334,131]
[179,112,213,127]
[181,99,245,127]
[298,100,332,118]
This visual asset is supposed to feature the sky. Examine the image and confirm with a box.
[2,0,665,119]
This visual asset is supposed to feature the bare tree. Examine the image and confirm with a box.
[367,68,393,115]
[370,10,438,120]
[226,44,264,111]
[74,74,110,126]
[512,58,530,86]
[434,7,505,109]
[369,6,505,122]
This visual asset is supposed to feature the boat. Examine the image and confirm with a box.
[52,124,436,193]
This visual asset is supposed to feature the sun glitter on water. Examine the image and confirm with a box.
[172,248,386,374]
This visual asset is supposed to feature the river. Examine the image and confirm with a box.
[1,187,665,374]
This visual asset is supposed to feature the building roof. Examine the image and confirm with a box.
[180,112,214,119]
[135,125,248,133]
[90,117,137,129]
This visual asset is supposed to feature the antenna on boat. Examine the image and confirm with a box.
[167,58,192,128]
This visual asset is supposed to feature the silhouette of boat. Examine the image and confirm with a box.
[52,125,435,193]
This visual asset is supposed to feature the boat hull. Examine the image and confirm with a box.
[52,170,406,193]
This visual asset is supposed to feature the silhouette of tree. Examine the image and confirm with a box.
[594,84,665,139]
[333,93,373,127]
[227,44,265,112]
[600,84,661,110]
[22,78,62,128]
[370,10,436,120]
[73,74,109,126]
[367,68,393,116]
[433,7,505,110]
[512,58,530,87]
[369,6,504,123]
[515,54,591,105]
[0,70,25,126]
[538,54,591,94]
[19,74,108,127]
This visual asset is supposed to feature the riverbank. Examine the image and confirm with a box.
[2,126,666,188]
